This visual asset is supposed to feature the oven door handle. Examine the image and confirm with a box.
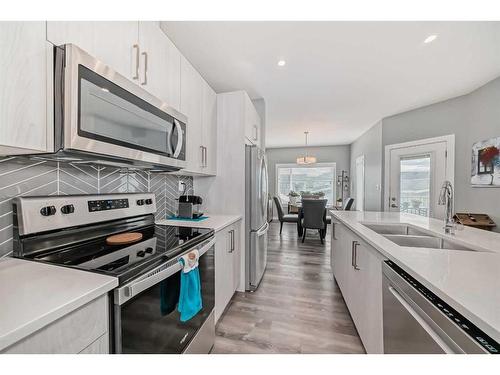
[115,238,215,305]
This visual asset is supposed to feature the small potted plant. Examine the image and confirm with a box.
[288,190,300,205]
[336,198,343,208]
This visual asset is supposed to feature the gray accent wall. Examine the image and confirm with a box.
[350,75,500,231]
[0,157,192,257]
[350,121,383,211]
[266,145,351,202]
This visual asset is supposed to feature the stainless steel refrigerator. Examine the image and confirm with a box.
[245,144,269,291]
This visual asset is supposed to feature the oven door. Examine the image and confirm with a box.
[56,44,187,169]
[113,238,215,354]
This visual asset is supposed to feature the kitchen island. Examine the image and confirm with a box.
[330,210,500,353]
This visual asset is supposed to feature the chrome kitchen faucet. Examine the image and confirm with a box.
[438,180,455,235]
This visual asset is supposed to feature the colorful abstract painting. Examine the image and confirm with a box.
[471,136,500,187]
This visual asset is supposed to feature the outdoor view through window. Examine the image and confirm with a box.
[399,156,431,217]
[277,164,336,205]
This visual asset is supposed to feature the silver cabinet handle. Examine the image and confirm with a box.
[132,44,140,80]
[141,51,148,85]
[353,241,360,270]
[253,125,258,141]
[332,223,337,240]
[351,241,355,268]
[200,146,204,167]
[228,229,235,253]
[204,147,208,167]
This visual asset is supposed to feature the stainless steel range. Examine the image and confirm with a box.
[12,193,215,354]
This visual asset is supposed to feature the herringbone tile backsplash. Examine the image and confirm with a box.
[0,157,193,257]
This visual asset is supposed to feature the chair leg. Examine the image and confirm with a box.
[320,230,324,244]
[280,222,283,235]
[302,228,306,243]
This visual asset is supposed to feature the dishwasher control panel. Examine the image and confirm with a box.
[385,260,500,354]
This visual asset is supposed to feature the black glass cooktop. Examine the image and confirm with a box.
[23,222,213,284]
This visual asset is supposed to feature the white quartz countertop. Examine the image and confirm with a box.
[330,211,500,342]
[0,258,118,351]
[156,214,242,232]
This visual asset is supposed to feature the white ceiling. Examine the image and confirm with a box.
[162,22,500,148]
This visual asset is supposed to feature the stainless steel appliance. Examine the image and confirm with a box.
[245,144,269,291]
[13,193,215,354]
[39,44,187,172]
[383,260,499,354]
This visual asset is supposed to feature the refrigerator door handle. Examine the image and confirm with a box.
[256,222,269,236]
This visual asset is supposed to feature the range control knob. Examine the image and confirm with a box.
[136,250,146,258]
[145,247,154,254]
[136,199,145,206]
[145,198,153,205]
[60,204,75,215]
[40,206,56,216]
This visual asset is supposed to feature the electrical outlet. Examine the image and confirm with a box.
[178,181,185,193]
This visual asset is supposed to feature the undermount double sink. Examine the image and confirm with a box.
[362,224,478,252]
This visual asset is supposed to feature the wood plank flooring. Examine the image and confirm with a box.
[212,221,365,354]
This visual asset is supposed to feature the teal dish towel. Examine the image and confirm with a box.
[177,257,203,322]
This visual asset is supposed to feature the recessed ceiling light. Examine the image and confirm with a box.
[424,35,438,44]
[277,59,286,67]
[101,87,110,93]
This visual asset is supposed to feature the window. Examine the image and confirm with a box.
[276,163,336,205]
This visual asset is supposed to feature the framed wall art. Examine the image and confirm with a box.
[471,136,500,187]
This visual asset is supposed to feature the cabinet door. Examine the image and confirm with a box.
[47,21,139,82]
[215,227,234,322]
[201,79,217,175]
[138,21,180,109]
[0,22,50,153]
[180,56,203,174]
[331,222,351,296]
[347,234,384,354]
[231,223,241,292]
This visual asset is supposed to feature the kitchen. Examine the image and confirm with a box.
[1,2,500,372]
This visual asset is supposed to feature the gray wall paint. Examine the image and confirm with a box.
[266,145,351,201]
[0,157,192,257]
[350,121,383,211]
[350,75,500,231]
[382,76,500,231]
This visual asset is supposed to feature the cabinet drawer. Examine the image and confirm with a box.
[3,295,108,354]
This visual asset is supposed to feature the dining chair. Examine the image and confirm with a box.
[301,199,328,244]
[274,196,299,235]
[343,197,355,211]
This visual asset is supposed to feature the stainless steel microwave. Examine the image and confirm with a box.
[47,44,187,172]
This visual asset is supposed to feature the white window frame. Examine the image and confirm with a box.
[275,162,337,204]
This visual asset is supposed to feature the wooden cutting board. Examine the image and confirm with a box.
[106,232,143,245]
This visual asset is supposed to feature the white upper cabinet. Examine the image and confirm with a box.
[201,80,217,175]
[138,21,181,110]
[0,22,52,154]
[181,55,204,174]
[47,21,140,82]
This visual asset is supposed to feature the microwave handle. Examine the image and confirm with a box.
[116,238,215,305]
[172,119,184,158]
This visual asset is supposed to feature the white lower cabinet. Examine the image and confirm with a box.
[331,221,384,354]
[2,294,109,354]
[215,220,241,323]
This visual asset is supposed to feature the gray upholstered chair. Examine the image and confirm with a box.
[301,199,328,244]
[274,196,299,235]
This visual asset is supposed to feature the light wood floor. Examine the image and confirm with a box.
[212,221,365,354]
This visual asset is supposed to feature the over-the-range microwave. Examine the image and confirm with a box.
[36,44,187,172]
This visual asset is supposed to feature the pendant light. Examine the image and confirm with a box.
[296,131,317,165]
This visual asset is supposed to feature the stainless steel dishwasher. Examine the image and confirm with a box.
[382,260,499,354]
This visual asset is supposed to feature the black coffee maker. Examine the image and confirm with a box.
[177,195,204,219]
